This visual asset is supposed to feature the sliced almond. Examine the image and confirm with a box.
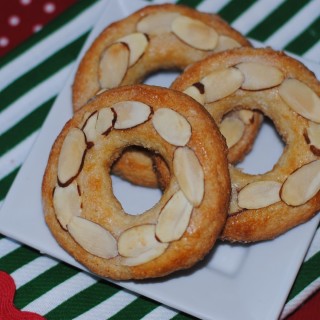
[219,116,245,148]
[214,35,242,52]
[95,88,108,96]
[58,128,86,186]
[99,42,129,89]
[82,112,97,144]
[237,110,254,124]
[279,79,320,123]
[171,16,218,50]
[118,224,162,257]
[183,83,205,105]
[201,67,244,103]
[236,62,284,90]
[137,12,180,35]
[53,182,81,230]
[306,121,320,150]
[281,160,320,206]
[238,181,281,209]
[173,147,204,206]
[117,33,148,66]
[79,111,93,129]
[152,108,191,146]
[68,217,118,259]
[121,246,168,266]
[118,224,168,266]
[113,101,151,129]
[229,183,241,214]
[156,190,193,242]
[96,107,115,135]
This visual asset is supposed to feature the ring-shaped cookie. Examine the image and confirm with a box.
[72,3,260,187]
[42,85,230,279]
[171,47,320,242]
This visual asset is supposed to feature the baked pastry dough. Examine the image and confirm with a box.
[42,85,230,279]
[72,3,259,187]
[171,47,320,242]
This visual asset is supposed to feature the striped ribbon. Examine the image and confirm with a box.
[0,0,319,319]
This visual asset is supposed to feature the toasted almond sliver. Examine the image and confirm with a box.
[281,160,320,206]
[173,147,204,206]
[137,12,180,35]
[219,116,245,148]
[214,35,242,53]
[236,62,284,90]
[156,190,193,242]
[306,121,320,149]
[99,42,129,89]
[279,79,320,123]
[53,182,81,230]
[121,245,169,266]
[113,101,151,129]
[118,224,160,257]
[68,217,118,259]
[171,16,218,50]
[79,111,93,129]
[152,108,191,146]
[95,88,108,96]
[229,183,241,214]
[58,128,86,186]
[201,67,244,103]
[237,110,254,124]
[238,181,282,209]
[118,224,168,263]
[117,33,148,66]
[183,84,205,105]
[96,107,115,135]
[82,112,98,143]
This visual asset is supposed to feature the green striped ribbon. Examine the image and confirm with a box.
[45,281,120,320]
[1,0,319,319]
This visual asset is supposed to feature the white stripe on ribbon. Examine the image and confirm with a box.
[0,65,71,136]
[141,306,178,320]
[0,131,38,181]
[0,237,21,258]
[11,256,58,289]
[197,0,231,13]
[303,41,320,64]
[73,290,137,320]
[231,0,286,35]
[280,277,320,319]
[21,272,97,315]
[264,0,320,50]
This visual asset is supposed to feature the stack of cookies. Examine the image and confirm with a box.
[42,4,320,280]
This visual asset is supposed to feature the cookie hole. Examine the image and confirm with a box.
[144,69,181,87]
[112,175,162,215]
[111,148,162,215]
[236,117,284,174]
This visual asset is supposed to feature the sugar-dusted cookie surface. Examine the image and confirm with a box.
[72,3,259,187]
[171,47,320,242]
[42,85,230,280]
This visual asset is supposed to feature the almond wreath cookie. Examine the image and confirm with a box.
[42,85,230,279]
[171,47,320,242]
[72,3,260,187]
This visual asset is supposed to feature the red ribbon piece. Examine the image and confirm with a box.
[1,0,77,57]
[0,271,45,320]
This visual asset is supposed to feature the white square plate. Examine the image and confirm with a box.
[1,1,319,319]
